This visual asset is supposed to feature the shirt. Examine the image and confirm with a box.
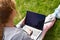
[3,27,33,40]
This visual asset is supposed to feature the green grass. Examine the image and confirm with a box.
[15,0,60,40]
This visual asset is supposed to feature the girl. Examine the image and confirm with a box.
[0,0,56,40]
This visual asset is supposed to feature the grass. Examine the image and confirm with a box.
[15,0,60,40]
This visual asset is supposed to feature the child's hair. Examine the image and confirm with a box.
[0,0,16,26]
[0,0,16,39]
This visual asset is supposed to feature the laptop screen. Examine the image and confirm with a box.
[25,11,46,30]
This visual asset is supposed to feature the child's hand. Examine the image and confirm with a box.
[39,14,56,40]
[16,17,25,28]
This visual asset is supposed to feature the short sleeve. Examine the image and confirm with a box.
[11,29,33,40]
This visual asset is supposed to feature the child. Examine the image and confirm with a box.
[0,0,59,40]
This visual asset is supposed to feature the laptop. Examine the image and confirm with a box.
[23,11,46,40]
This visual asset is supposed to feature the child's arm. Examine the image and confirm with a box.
[16,17,25,28]
[39,14,56,40]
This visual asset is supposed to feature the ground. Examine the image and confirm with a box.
[15,0,60,40]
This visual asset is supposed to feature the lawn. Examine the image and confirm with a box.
[15,0,60,40]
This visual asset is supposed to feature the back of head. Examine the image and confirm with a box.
[0,0,16,26]
[0,0,16,39]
